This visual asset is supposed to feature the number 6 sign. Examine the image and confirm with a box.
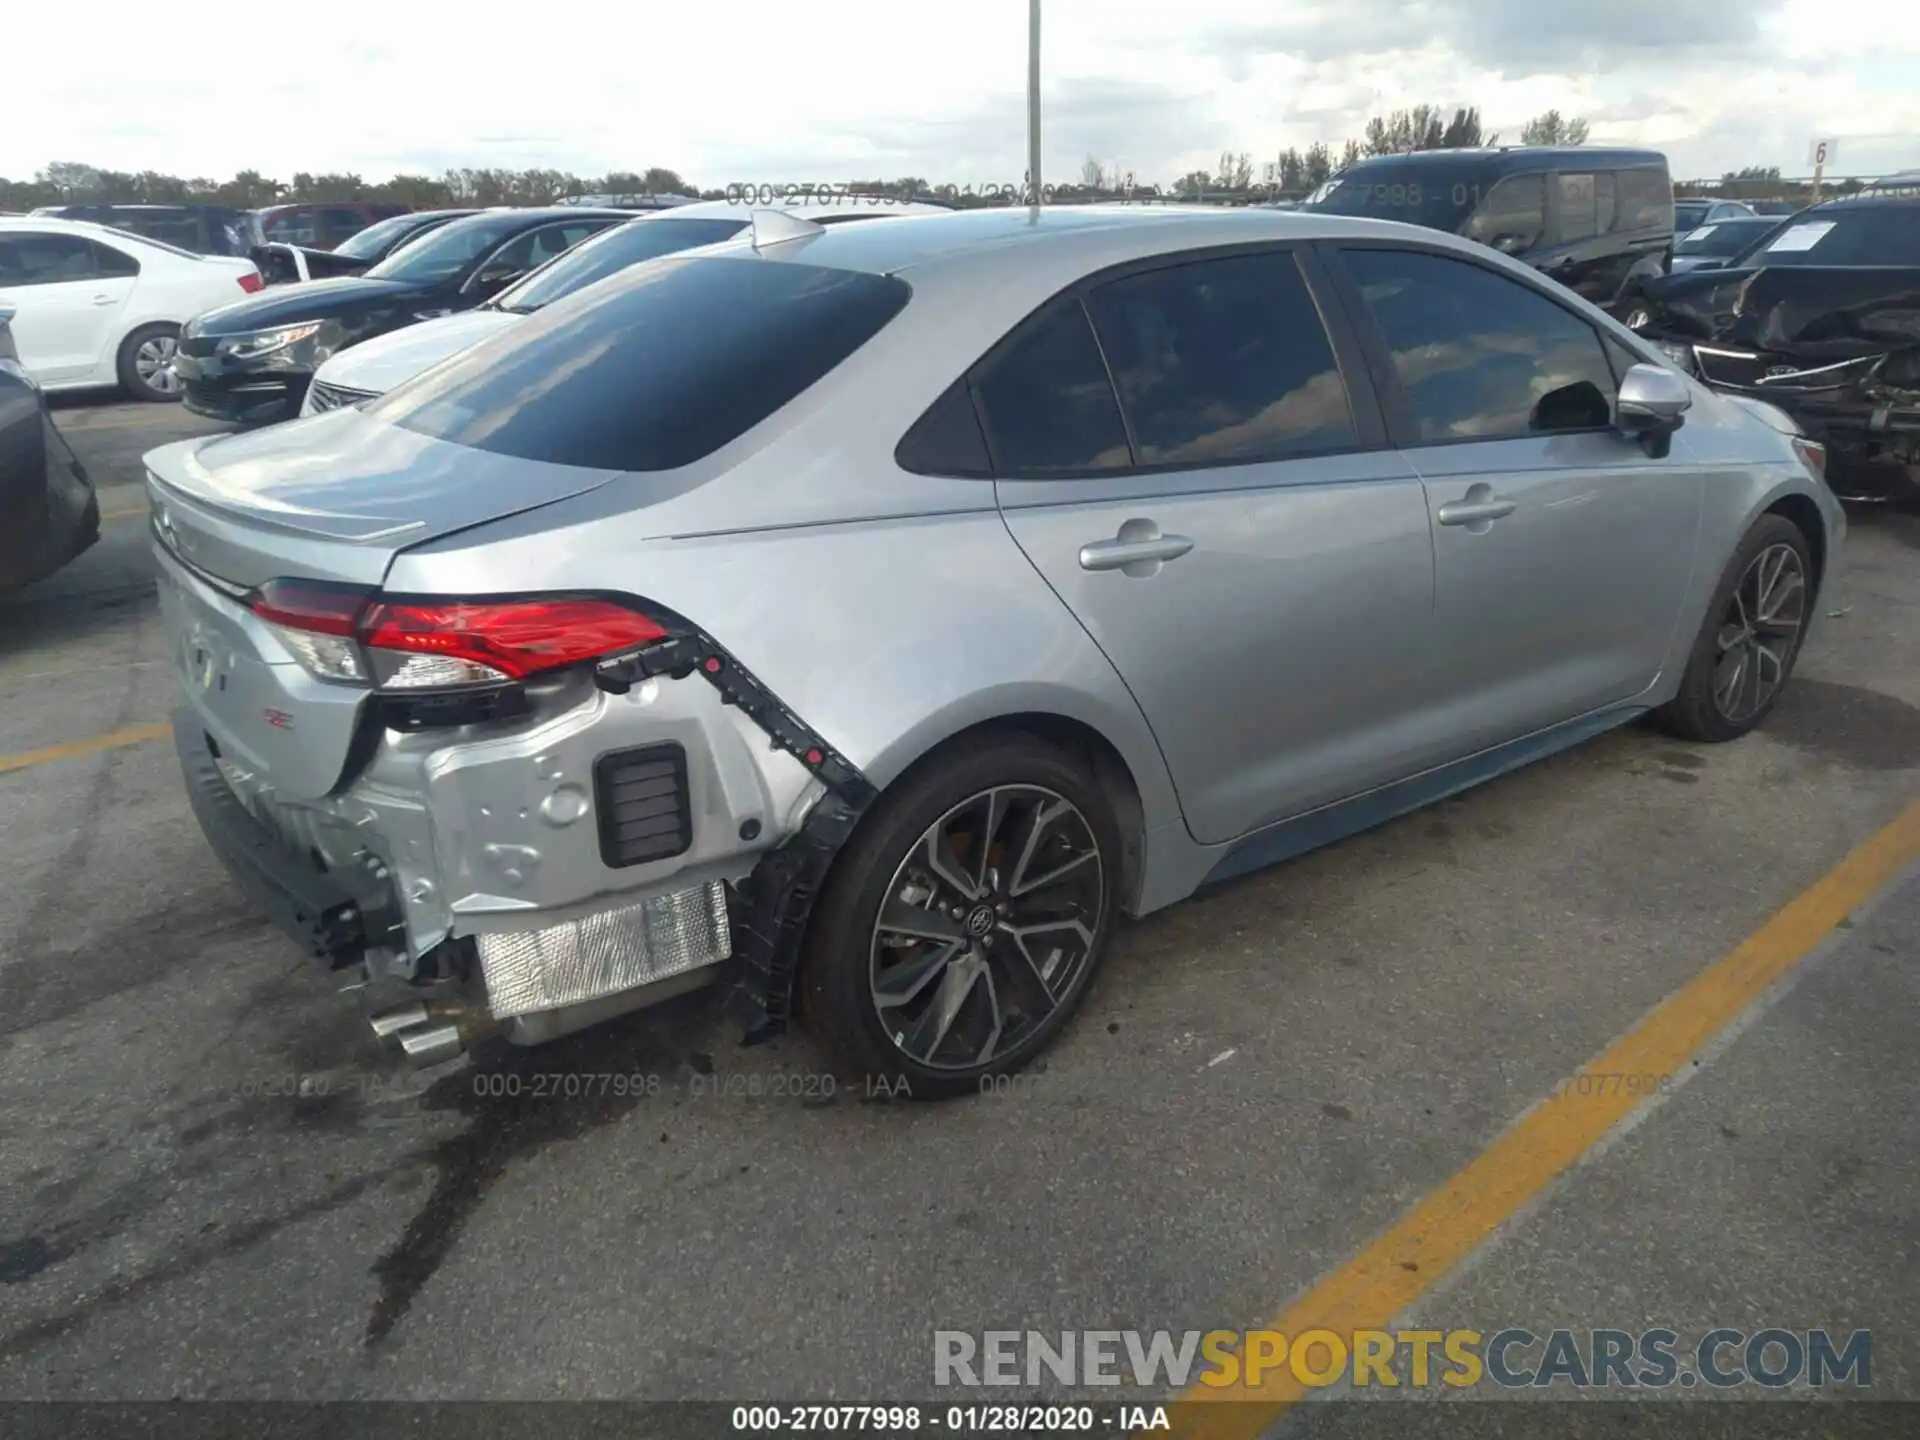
[1808,138,1838,168]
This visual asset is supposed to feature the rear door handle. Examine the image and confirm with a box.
[1078,532,1194,573]
[91,293,119,306]
[1436,496,1517,526]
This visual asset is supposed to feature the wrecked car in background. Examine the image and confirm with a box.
[254,209,481,287]
[1631,189,1920,500]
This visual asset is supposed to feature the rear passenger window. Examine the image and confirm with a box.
[1463,174,1546,254]
[1556,173,1599,242]
[1342,248,1618,442]
[1616,168,1673,233]
[90,240,140,278]
[1084,251,1356,466]
[971,301,1132,475]
[0,232,98,285]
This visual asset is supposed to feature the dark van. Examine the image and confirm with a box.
[1304,147,1674,316]
[27,203,253,257]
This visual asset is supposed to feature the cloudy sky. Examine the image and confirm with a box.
[10,0,1919,188]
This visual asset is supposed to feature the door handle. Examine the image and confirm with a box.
[91,293,119,306]
[1436,496,1517,526]
[1079,530,1194,573]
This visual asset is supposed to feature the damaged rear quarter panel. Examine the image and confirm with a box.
[384,495,1185,901]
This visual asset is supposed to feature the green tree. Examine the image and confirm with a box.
[1439,106,1492,148]
[1519,110,1590,146]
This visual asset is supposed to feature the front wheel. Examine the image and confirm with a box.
[116,324,183,402]
[799,735,1122,1100]
[1652,514,1813,743]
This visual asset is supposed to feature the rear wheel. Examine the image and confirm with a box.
[116,324,183,402]
[1652,514,1812,743]
[799,735,1121,1100]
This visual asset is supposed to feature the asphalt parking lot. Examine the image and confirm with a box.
[3,397,1918,1429]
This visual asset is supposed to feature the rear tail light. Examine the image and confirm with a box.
[238,270,265,294]
[250,580,370,681]
[1791,436,1828,484]
[361,598,667,688]
[246,581,668,689]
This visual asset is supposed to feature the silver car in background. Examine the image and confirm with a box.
[145,206,1843,1099]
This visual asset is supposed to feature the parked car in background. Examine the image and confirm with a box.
[1673,198,1758,232]
[247,201,410,253]
[28,203,254,257]
[147,206,1840,1093]
[255,208,482,286]
[1666,215,1785,273]
[301,197,950,413]
[0,218,264,401]
[1748,200,1803,217]
[1305,147,1674,315]
[0,303,98,591]
[1632,192,1920,499]
[175,207,629,426]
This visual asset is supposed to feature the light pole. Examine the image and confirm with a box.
[1027,0,1042,208]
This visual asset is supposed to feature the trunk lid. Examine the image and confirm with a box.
[144,408,627,588]
[146,410,631,800]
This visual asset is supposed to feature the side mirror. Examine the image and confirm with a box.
[0,303,15,327]
[1615,362,1692,458]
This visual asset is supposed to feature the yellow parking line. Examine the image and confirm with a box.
[101,500,149,523]
[0,721,171,777]
[1175,795,1920,1438]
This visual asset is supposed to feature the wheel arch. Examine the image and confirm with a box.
[856,686,1184,912]
[869,709,1153,915]
[1761,490,1829,601]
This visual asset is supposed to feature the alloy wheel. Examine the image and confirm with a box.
[135,335,182,395]
[1712,542,1806,723]
[869,784,1105,1072]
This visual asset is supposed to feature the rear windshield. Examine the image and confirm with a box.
[1734,205,1920,266]
[369,255,912,470]
[1675,219,1780,257]
[335,213,429,260]
[490,216,747,313]
[365,213,531,283]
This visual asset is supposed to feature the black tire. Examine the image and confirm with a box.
[115,323,183,403]
[1652,513,1813,743]
[798,733,1122,1101]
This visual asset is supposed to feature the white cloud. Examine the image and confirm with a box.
[7,0,1918,188]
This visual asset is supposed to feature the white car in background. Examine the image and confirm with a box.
[300,196,949,414]
[0,217,264,400]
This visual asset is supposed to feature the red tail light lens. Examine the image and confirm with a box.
[238,270,265,294]
[246,581,668,690]
[361,598,668,689]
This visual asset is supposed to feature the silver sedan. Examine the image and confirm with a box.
[145,205,1843,1099]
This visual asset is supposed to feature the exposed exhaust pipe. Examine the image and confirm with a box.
[366,997,501,1070]
[398,1024,466,1068]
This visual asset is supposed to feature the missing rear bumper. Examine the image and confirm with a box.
[174,708,395,968]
